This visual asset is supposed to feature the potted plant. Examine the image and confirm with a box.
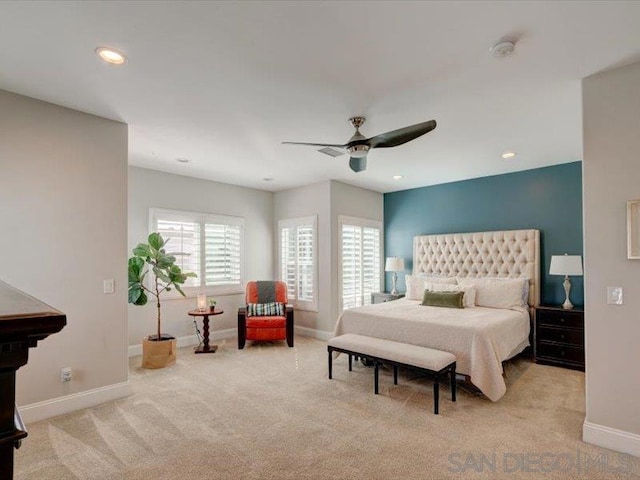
[209,299,217,312]
[128,232,196,369]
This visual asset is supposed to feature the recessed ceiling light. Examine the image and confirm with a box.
[95,47,127,65]
[263,177,274,182]
[501,151,517,159]
[393,175,403,180]
[490,41,515,58]
[176,158,190,163]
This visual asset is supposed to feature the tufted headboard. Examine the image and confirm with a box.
[412,229,540,307]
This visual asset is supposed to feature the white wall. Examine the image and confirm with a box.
[128,167,274,345]
[0,90,129,415]
[274,180,383,335]
[582,61,640,456]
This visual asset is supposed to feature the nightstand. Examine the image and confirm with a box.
[534,306,584,371]
[371,292,405,304]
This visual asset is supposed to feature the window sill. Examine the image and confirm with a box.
[291,304,319,313]
[162,287,244,301]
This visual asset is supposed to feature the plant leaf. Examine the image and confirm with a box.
[148,232,165,250]
[134,290,148,305]
[174,283,186,297]
[133,244,152,258]
[128,286,142,304]
[153,267,171,283]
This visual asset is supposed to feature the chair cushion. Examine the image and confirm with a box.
[246,302,285,317]
[246,281,288,304]
[246,327,286,341]
[246,316,287,328]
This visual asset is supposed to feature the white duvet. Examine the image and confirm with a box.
[333,298,530,402]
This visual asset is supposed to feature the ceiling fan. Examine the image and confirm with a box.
[282,117,437,173]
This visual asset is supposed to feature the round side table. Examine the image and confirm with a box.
[188,309,224,354]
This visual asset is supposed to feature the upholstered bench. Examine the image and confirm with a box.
[327,334,457,414]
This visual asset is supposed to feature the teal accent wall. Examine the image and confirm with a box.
[384,162,583,307]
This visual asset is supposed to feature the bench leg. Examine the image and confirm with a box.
[348,354,352,372]
[393,365,398,385]
[374,361,379,394]
[450,364,457,402]
[433,377,440,415]
[328,349,333,379]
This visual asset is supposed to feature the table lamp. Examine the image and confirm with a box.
[197,293,207,312]
[549,254,583,310]
[385,257,405,295]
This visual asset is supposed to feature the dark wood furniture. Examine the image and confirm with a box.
[188,309,224,354]
[534,306,584,371]
[371,292,405,304]
[328,335,456,415]
[0,280,66,480]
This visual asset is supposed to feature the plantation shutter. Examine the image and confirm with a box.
[340,219,381,311]
[280,225,297,301]
[205,223,242,286]
[296,225,314,302]
[151,208,244,294]
[155,217,201,288]
[362,226,381,304]
[278,216,317,310]
[341,224,361,310]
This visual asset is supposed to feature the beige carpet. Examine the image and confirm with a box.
[15,336,640,479]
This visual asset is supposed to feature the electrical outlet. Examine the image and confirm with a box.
[61,367,72,383]
[103,279,115,294]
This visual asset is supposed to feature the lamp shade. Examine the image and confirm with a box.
[385,257,405,272]
[549,255,583,276]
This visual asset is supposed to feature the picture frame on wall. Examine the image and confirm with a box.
[628,200,640,259]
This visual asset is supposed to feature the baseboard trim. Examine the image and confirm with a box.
[19,381,132,424]
[294,326,332,341]
[583,421,640,457]
[128,329,237,357]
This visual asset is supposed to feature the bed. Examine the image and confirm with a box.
[333,229,540,402]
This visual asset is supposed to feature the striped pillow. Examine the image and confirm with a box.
[246,302,285,317]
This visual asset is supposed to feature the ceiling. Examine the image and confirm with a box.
[1,1,639,193]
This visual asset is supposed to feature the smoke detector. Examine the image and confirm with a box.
[490,41,515,58]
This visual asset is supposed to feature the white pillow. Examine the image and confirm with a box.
[458,277,529,306]
[424,282,477,308]
[406,275,457,300]
[415,274,457,284]
[458,277,524,309]
[405,275,425,301]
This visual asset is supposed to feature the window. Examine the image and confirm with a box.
[150,208,244,296]
[339,215,382,311]
[278,215,318,311]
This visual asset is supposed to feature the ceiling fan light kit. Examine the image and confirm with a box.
[283,116,437,173]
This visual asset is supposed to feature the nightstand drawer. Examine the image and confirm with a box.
[537,309,583,330]
[536,326,583,346]
[537,342,584,364]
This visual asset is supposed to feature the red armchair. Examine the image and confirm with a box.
[238,281,294,349]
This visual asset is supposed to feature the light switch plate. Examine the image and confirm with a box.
[103,279,115,294]
[607,286,623,305]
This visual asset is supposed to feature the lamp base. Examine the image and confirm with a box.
[562,276,574,310]
[390,272,398,296]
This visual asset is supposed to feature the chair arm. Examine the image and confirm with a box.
[237,307,247,349]
[285,305,294,347]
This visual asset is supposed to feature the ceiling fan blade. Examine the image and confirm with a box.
[318,147,346,157]
[349,157,367,173]
[365,120,437,149]
[282,141,346,148]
